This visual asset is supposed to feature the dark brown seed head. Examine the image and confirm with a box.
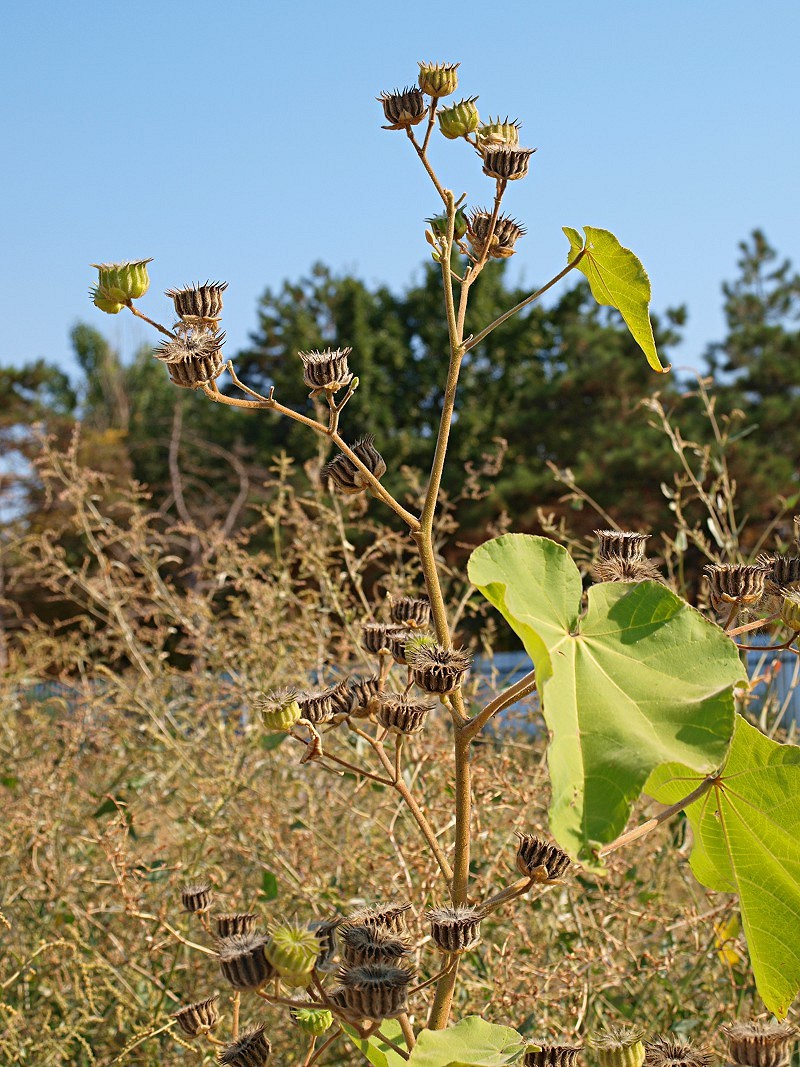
[323,436,386,494]
[482,144,536,181]
[156,328,226,388]
[378,86,427,130]
[348,676,383,718]
[524,1045,582,1067]
[704,564,768,609]
[182,883,213,913]
[596,529,650,562]
[766,555,800,588]
[387,627,416,665]
[515,833,571,882]
[297,685,341,725]
[173,995,219,1037]
[407,643,471,694]
[594,556,664,584]
[644,1037,712,1067]
[218,932,274,990]
[339,923,413,966]
[721,1021,799,1067]
[427,904,482,953]
[347,901,413,935]
[309,916,341,972]
[218,1023,272,1066]
[377,694,434,734]
[467,209,527,259]
[165,280,227,325]
[389,595,431,628]
[334,963,414,1019]
[299,347,353,393]
[362,622,404,655]
[216,913,258,938]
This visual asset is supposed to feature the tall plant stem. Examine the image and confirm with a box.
[125,301,176,339]
[598,773,719,858]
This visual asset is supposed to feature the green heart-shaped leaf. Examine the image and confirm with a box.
[408,1017,526,1065]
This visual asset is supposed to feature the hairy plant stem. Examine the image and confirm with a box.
[125,301,176,339]
[598,772,720,858]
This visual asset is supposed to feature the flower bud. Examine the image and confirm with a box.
[292,1007,334,1037]
[181,883,212,913]
[322,436,387,495]
[427,905,482,953]
[467,210,526,259]
[219,1024,272,1067]
[173,995,219,1037]
[407,643,471,694]
[482,144,535,181]
[378,695,434,734]
[426,208,469,242]
[418,61,459,98]
[299,347,353,394]
[438,97,479,139]
[477,116,522,148]
[643,1037,712,1067]
[89,285,124,315]
[703,564,767,611]
[721,1021,798,1067]
[590,1026,647,1067]
[165,281,227,329]
[515,833,571,882]
[524,1046,582,1067]
[266,922,320,978]
[256,687,301,731]
[155,327,226,389]
[378,86,427,130]
[91,259,153,303]
[218,932,274,990]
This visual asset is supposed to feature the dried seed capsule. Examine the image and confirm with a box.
[297,686,336,724]
[590,1025,647,1067]
[339,923,413,966]
[644,1037,712,1067]
[291,1006,334,1037]
[467,209,526,259]
[767,554,800,588]
[165,281,227,326]
[378,86,427,130]
[333,963,414,1020]
[219,1024,272,1066]
[704,564,767,610]
[155,327,226,388]
[310,917,341,972]
[524,1046,582,1067]
[378,694,433,735]
[256,687,301,731]
[387,627,415,665]
[438,97,480,139]
[721,1021,799,1067]
[181,883,212,913]
[418,60,459,98]
[482,144,535,181]
[216,913,258,938]
[515,833,571,882]
[362,622,404,655]
[595,529,650,562]
[594,556,664,584]
[407,643,471,694]
[427,905,482,953]
[218,932,274,990]
[347,901,412,935]
[348,676,383,718]
[91,258,153,303]
[172,995,219,1037]
[299,347,353,394]
[389,595,431,628]
[477,115,522,148]
[323,436,387,495]
[266,922,321,978]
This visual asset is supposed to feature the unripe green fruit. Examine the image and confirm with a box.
[427,208,468,241]
[293,1008,334,1036]
[418,61,459,98]
[438,97,479,139]
[91,259,153,303]
[261,698,301,731]
[266,924,319,978]
[90,286,123,314]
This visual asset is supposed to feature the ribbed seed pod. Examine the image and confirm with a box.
[165,281,227,327]
[389,595,431,628]
[333,963,413,1020]
[266,922,320,978]
[255,687,301,731]
[596,529,649,562]
[348,676,383,718]
[378,695,433,735]
[590,1025,647,1067]
[515,833,571,882]
[721,1021,798,1067]
[339,923,413,966]
[704,564,768,610]
[482,144,535,181]
[91,259,153,302]
[155,327,226,388]
[779,591,800,630]
[524,1046,582,1067]
[219,1024,272,1066]
[418,61,459,98]
[323,435,387,494]
[172,995,219,1037]
[378,87,427,130]
[297,686,339,725]
[182,883,213,913]
[348,901,412,935]
[438,97,480,139]
[218,932,274,990]
[310,917,341,972]
[477,116,522,148]
[467,209,526,259]
[594,556,664,584]
[299,348,353,394]
[291,1006,334,1037]
[362,623,404,655]
[427,905,482,953]
[644,1037,712,1067]
[387,627,415,665]
[407,643,471,694]
[216,913,258,938]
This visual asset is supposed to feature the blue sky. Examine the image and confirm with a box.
[2,0,798,383]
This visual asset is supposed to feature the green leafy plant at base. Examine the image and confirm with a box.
[83,56,799,1065]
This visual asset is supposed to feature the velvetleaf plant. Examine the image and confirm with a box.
[90,59,800,1066]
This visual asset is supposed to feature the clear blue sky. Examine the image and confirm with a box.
[2,0,798,382]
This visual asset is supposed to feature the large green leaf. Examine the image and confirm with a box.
[343,1020,407,1066]
[408,1017,525,1065]
[468,535,743,863]
[647,717,800,1017]
[563,226,668,373]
